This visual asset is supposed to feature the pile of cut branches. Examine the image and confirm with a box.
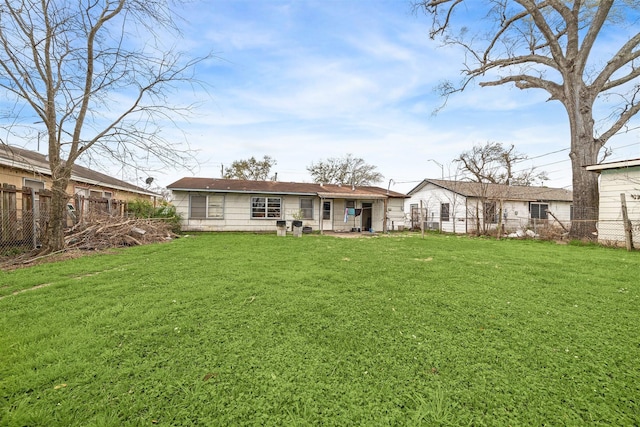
[65,214,177,250]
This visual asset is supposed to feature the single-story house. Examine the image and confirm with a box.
[405,179,574,234]
[586,158,640,247]
[0,144,159,215]
[167,178,408,233]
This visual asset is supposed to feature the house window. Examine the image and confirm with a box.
[190,194,224,219]
[530,203,549,219]
[484,201,497,224]
[346,200,356,209]
[251,196,281,219]
[190,195,207,218]
[90,190,102,198]
[104,191,113,199]
[24,178,45,190]
[208,195,224,219]
[300,198,314,219]
[440,203,450,222]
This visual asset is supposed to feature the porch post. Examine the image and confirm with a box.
[383,197,388,233]
[319,197,324,235]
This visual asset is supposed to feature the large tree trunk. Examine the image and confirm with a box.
[566,84,601,240]
[45,170,71,252]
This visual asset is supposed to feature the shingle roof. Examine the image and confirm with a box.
[409,179,573,201]
[0,145,158,196]
[167,177,408,199]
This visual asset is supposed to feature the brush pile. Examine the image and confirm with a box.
[64,214,177,250]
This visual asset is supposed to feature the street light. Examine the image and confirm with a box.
[428,159,444,179]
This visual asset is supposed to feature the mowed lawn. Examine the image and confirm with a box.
[1,232,639,426]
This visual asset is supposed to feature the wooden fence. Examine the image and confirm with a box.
[0,184,129,253]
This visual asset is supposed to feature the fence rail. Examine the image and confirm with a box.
[408,213,638,249]
[0,185,130,255]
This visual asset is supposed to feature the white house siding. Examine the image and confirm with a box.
[173,191,322,232]
[406,182,573,234]
[406,184,469,233]
[173,190,403,233]
[386,198,405,231]
[596,167,640,246]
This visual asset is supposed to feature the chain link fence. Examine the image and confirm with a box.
[596,219,640,248]
[1,185,129,256]
[408,206,640,249]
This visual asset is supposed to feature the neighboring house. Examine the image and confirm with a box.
[586,158,640,247]
[167,178,408,233]
[0,144,159,216]
[405,179,573,234]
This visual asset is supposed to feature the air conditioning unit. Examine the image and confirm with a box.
[424,221,440,231]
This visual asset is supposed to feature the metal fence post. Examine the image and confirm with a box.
[31,188,37,249]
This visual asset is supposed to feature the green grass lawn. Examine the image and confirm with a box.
[1,232,639,426]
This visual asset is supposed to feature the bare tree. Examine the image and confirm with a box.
[457,142,548,186]
[222,156,277,181]
[415,0,640,238]
[307,153,384,186]
[0,0,209,252]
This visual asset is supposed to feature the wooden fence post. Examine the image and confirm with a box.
[620,193,633,251]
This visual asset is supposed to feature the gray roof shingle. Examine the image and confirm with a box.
[167,177,407,199]
[0,145,157,196]
[410,179,572,201]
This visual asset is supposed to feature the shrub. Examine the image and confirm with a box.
[127,199,182,234]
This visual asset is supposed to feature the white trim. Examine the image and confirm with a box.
[585,159,640,171]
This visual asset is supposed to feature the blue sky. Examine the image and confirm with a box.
[10,0,640,194]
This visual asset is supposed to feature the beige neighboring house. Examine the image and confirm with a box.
[406,179,574,234]
[586,158,640,247]
[167,178,408,233]
[0,144,159,214]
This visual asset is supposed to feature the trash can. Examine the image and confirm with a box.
[292,220,303,237]
[276,220,287,237]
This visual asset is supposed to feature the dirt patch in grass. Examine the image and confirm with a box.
[0,249,112,271]
[0,282,53,300]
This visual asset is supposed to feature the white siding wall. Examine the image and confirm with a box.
[405,184,468,233]
[173,191,405,233]
[406,183,573,234]
[596,167,640,246]
[386,198,406,231]
[173,191,323,232]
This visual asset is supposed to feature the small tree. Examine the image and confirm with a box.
[456,142,548,186]
[222,156,277,181]
[307,154,384,186]
[0,0,208,252]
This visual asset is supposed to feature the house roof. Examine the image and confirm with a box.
[585,158,640,172]
[167,177,408,199]
[408,179,573,202]
[0,144,158,197]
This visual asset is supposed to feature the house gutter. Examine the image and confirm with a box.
[0,157,157,197]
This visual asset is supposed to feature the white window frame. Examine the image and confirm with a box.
[23,178,45,190]
[530,202,549,219]
[300,198,314,219]
[251,196,281,219]
[440,203,450,222]
[190,194,225,219]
